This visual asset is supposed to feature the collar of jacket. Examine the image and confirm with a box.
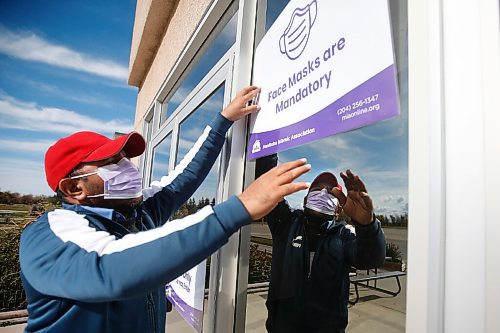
[62,203,140,236]
[303,214,346,234]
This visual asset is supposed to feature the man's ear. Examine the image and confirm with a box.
[58,178,86,201]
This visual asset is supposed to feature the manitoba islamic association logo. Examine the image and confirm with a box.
[279,0,318,60]
[252,139,261,154]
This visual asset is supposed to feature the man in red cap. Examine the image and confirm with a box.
[256,156,386,333]
[18,86,312,333]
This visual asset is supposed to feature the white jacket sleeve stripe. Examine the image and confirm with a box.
[48,206,214,256]
[141,125,212,200]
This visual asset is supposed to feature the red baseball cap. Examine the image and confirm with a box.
[309,172,342,192]
[45,131,146,192]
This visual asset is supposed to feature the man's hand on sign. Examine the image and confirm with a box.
[238,158,311,220]
[221,86,261,121]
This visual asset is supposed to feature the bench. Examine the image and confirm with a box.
[349,270,406,305]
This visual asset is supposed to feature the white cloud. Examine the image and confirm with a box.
[11,75,129,109]
[0,26,128,81]
[277,142,408,215]
[0,139,53,154]
[0,93,133,135]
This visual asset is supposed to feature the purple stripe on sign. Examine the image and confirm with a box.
[166,286,204,332]
[248,64,399,160]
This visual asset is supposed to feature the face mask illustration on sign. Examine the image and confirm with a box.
[279,0,318,60]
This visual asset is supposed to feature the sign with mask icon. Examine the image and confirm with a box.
[249,0,400,160]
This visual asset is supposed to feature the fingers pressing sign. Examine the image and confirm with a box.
[238,159,311,220]
[221,86,261,121]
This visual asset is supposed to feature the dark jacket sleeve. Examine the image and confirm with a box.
[255,154,294,235]
[265,200,294,236]
[255,153,278,178]
[343,218,386,269]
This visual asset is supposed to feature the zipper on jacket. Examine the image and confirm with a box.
[308,252,315,279]
[147,293,157,333]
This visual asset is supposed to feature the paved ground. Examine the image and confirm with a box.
[1,275,406,333]
[165,273,406,332]
[1,224,407,332]
[244,275,406,333]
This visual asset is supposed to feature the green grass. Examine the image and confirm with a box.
[0,204,31,212]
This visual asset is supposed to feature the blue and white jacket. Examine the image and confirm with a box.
[19,113,252,333]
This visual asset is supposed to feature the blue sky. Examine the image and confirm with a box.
[0,1,138,196]
[0,0,408,216]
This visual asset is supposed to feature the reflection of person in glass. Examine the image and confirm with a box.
[18,86,313,333]
[257,156,386,333]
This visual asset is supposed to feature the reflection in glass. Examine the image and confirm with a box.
[175,84,225,204]
[166,85,225,333]
[160,12,237,124]
[264,0,290,31]
[246,0,408,331]
[151,134,171,182]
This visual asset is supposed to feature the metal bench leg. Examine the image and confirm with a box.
[349,282,360,305]
[358,276,402,297]
[395,276,402,295]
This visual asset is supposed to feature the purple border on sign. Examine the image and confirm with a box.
[248,64,399,160]
[166,285,204,332]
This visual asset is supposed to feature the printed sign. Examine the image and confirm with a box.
[166,261,206,332]
[248,0,400,159]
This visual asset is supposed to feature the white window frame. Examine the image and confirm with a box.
[407,1,499,333]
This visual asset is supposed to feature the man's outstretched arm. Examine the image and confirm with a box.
[20,159,310,302]
[336,170,386,268]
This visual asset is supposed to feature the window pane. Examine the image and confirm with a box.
[264,0,289,31]
[247,1,408,332]
[166,85,225,333]
[160,12,237,124]
[175,84,224,208]
[151,134,171,182]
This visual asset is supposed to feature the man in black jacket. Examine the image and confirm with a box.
[257,156,386,333]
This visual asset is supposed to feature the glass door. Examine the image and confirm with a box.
[244,0,408,331]
[146,48,236,333]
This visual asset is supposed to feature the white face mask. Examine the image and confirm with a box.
[71,158,143,200]
[304,188,339,216]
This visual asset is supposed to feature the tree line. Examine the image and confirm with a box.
[376,213,408,227]
[0,190,408,227]
[0,190,59,206]
[172,197,216,219]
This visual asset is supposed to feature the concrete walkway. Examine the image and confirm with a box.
[1,276,406,332]
[245,275,407,333]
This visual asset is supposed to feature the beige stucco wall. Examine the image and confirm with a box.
[131,0,213,132]
[129,0,152,75]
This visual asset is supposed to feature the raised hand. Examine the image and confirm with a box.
[337,169,374,225]
[221,86,261,121]
[238,159,311,220]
